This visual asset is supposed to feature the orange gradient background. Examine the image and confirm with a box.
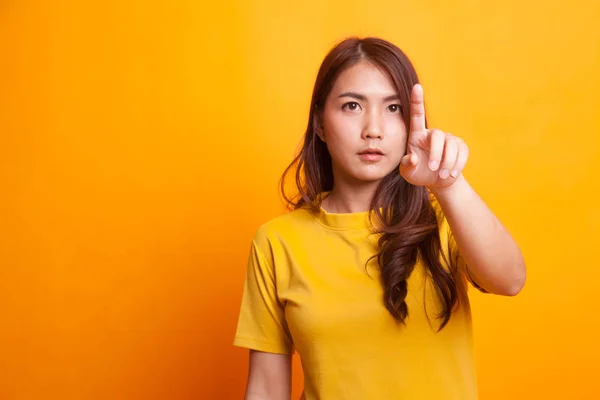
[1,1,599,399]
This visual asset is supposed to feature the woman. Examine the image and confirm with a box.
[234,36,526,400]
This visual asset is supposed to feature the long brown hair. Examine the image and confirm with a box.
[279,37,458,331]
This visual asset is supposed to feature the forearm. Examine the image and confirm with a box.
[245,377,291,400]
[430,175,526,295]
[246,394,286,400]
[245,384,290,400]
[245,351,291,400]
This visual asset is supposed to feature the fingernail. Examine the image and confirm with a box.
[450,170,459,178]
[439,169,450,179]
[429,160,439,171]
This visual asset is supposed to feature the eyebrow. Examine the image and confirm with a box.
[338,92,401,102]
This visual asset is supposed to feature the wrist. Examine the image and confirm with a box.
[428,175,470,202]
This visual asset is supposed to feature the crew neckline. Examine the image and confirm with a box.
[315,206,373,230]
[310,192,375,230]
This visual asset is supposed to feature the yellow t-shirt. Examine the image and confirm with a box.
[234,197,479,400]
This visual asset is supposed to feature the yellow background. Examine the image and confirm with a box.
[1,1,599,399]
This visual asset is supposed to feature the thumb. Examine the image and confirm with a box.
[399,153,418,177]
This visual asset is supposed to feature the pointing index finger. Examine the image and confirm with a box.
[410,84,426,134]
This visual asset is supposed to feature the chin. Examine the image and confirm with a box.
[334,161,399,185]
[351,169,393,183]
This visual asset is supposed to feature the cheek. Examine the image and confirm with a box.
[327,113,360,134]
[384,128,408,168]
[385,120,408,148]
[324,116,361,150]
[384,115,407,134]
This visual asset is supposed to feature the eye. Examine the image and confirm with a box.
[341,102,361,112]
[387,104,402,113]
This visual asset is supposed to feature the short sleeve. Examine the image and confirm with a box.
[233,238,294,355]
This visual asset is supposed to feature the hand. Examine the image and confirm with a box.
[399,84,469,190]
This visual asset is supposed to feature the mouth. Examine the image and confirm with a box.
[358,148,385,162]
[358,148,384,155]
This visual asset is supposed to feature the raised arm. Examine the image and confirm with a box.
[399,84,526,295]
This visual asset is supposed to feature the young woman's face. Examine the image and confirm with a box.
[320,60,407,185]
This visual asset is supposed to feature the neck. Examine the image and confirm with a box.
[321,179,380,213]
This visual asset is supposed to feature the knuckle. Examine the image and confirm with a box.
[431,129,444,140]
[445,136,458,148]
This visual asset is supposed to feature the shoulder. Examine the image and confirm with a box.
[251,206,316,253]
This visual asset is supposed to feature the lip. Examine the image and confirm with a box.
[358,148,384,162]
[358,148,384,155]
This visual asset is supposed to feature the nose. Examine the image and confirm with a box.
[362,110,383,140]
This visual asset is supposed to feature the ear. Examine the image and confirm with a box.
[313,109,326,142]
[317,129,326,143]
